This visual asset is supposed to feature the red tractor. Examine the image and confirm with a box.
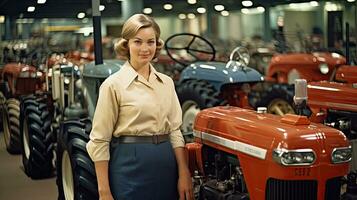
[0,62,44,154]
[186,106,353,200]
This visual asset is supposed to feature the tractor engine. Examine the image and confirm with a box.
[193,146,249,200]
[324,109,357,140]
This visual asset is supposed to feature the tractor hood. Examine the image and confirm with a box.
[2,63,37,77]
[270,52,346,66]
[193,106,349,161]
[335,65,357,83]
[179,61,263,91]
[308,81,357,112]
[82,59,124,79]
[82,59,124,119]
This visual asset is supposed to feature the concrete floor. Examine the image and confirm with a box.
[0,131,57,200]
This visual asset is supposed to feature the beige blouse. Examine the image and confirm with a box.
[86,61,185,161]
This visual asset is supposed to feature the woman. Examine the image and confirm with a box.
[86,14,193,200]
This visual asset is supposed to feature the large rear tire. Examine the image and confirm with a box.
[20,95,54,179]
[2,98,21,154]
[57,118,98,200]
[255,84,295,116]
[176,79,224,142]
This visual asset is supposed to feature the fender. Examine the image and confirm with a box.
[179,61,263,91]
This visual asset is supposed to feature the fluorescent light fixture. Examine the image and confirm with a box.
[241,7,265,14]
[347,0,356,2]
[37,0,46,4]
[0,16,4,23]
[187,0,196,4]
[178,13,186,19]
[77,12,85,19]
[325,3,341,11]
[143,7,152,14]
[99,5,105,11]
[197,7,206,14]
[214,5,225,11]
[310,1,319,6]
[27,6,35,12]
[163,3,173,10]
[82,18,89,23]
[187,13,195,19]
[221,10,229,16]
[257,6,265,12]
[242,0,253,7]
[241,8,249,14]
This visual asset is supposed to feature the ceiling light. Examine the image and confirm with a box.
[82,18,89,23]
[214,5,225,11]
[310,1,319,6]
[163,3,173,10]
[77,12,85,19]
[221,10,229,16]
[37,0,46,4]
[27,6,35,12]
[187,0,196,4]
[99,5,105,11]
[347,0,355,2]
[242,0,253,7]
[178,13,186,19]
[143,7,152,14]
[187,13,195,19]
[0,16,4,23]
[257,6,265,12]
[241,8,249,14]
[197,7,206,14]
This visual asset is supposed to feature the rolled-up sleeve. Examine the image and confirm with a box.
[167,79,185,148]
[86,80,120,161]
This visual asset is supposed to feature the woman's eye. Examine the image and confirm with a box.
[134,41,141,44]
[148,41,155,45]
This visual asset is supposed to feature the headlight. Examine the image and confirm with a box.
[64,77,70,85]
[273,148,316,166]
[331,146,352,164]
[319,63,329,74]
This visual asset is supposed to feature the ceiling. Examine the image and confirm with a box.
[0,0,353,19]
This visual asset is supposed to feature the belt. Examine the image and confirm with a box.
[111,134,169,146]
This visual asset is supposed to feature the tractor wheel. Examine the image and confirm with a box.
[255,84,295,116]
[176,79,224,142]
[57,118,98,200]
[20,96,54,179]
[2,98,21,154]
[0,92,5,133]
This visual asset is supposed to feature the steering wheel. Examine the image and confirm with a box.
[229,46,250,66]
[164,33,216,66]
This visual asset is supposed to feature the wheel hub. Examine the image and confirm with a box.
[62,150,74,200]
[2,108,11,147]
[23,116,30,159]
[268,99,295,116]
[182,101,200,133]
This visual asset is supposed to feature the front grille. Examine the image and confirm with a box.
[266,178,317,200]
[325,177,342,200]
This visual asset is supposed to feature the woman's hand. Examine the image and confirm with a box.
[178,170,194,200]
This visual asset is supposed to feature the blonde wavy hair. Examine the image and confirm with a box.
[114,14,164,60]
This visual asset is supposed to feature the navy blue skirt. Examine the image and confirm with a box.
[109,141,178,200]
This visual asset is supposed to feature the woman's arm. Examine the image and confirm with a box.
[174,147,193,200]
[94,161,114,200]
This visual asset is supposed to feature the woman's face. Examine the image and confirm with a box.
[128,27,157,65]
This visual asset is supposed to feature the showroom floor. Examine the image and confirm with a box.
[0,132,57,200]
